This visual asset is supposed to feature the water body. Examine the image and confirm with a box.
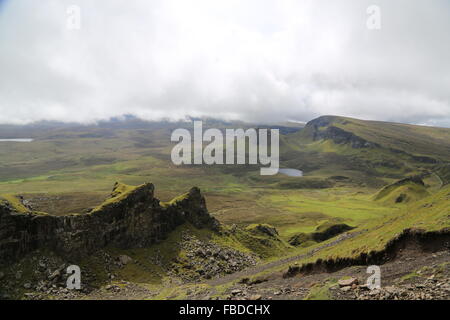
[0,138,34,142]
[278,168,303,177]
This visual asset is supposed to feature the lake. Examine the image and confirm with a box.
[0,138,34,142]
[278,168,303,177]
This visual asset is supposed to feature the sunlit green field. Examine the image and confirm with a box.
[1,118,449,300]
[0,152,404,242]
[0,120,445,242]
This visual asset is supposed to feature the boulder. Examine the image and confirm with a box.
[338,277,359,287]
[118,255,133,265]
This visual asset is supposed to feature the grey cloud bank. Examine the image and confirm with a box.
[0,0,449,126]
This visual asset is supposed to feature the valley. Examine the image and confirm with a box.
[0,115,449,300]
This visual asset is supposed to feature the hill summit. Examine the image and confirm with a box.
[0,183,219,263]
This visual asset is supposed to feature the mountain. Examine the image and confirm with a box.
[281,116,450,186]
[299,115,450,161]
[0,115,449,300]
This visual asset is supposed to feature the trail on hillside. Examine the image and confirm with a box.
[207,230,365,286]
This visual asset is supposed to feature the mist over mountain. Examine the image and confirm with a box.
[0,0,449,126]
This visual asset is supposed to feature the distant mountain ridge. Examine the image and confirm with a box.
[298,115,450,162]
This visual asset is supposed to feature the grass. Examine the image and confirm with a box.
[81,223,213,289]
[374,178,429,204]
[288,184,450,265]
[304,279,337,300]
[230,224,291,259]
[288,221,354,247]
[1,117,449,297]
[75,220,292,290]
[91,182,140,212]
[160,192,190,208]
[0,194,30,213]
[398,272,420,283]
[265,188,396,238]
[295,115,450,160]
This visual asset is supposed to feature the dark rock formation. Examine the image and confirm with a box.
[0,183,219,264]
[305,117,377,149]
[247,224,279,238]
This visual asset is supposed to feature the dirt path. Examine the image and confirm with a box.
[200,243,450,300]
[207,230,365,286]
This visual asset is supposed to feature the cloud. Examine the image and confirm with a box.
[0,0,449,126]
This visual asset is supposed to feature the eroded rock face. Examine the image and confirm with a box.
[303,116,377,149]
[0,184,219,264]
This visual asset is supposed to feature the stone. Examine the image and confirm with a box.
[49,270,61,281]
[23,283,32,289]
[340,286,352,292]
[250,294,262,300]
[231,289,242,295]
[358,284,371,291]
[338,277,358,287]
[118,255,133,265]
[369,289,381,296]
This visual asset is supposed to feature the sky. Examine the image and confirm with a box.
[0,0,449,126]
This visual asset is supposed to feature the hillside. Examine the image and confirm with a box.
[281,116,450,187]
[373,176,430,204]
[298,115,450,161]
[0,115,449,300]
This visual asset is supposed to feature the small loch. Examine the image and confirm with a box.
[0,138,34,142]
[278,168,303,177]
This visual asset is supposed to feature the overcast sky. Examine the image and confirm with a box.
[0,0,449,126]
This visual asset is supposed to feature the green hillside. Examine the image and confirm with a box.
[297,115,450,160]
[373,176,430,204]
[280,116,450,187]
[0,116,449,300]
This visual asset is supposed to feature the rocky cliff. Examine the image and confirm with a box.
[303,116,378,149]
[0,183,219,264]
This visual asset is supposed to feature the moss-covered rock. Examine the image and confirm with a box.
[374,176,429,204]
[0,183,219,264]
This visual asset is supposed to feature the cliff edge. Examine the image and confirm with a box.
[0,183,219,264]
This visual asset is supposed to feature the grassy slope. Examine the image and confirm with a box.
[374,180,430,205]
[202,183,449,298]
[0,117,445,240]
[283,116,450,185]
[245,183,450,280]
[0,117,449,296]
[0,194,30,213]
[298,115,450,160]
[300,183,450,262]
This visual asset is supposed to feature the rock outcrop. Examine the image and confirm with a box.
[0,183,219,264]
[304,116,377,149]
